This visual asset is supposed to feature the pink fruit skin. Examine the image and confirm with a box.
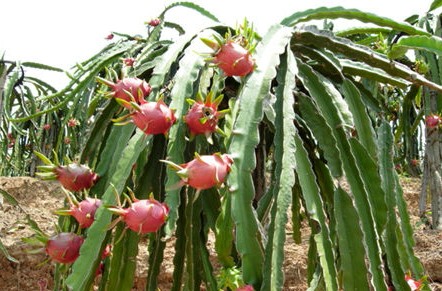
[131,101,176,135]
[95,262,105,277]
[70,197,102,228]
[184,102,219,135]
[112,78,151,108]
[148,18,161,26]
[181,154,233,190]
[236,285,254,291]
[55,163,98,192]
[101,244,112,259]
[45,233,84,264]
[122,199,169,234]
[425,114,441,128]
[123,57,136,67]
[214,41,254,77]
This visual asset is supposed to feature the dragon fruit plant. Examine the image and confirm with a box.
[19,3,441,291]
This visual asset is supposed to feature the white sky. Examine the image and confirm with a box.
[0,0,434,88]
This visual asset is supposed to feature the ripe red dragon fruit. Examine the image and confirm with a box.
[67,118,79,127]
[7,133,15,148]
[202,22,257,77]
[95,244,112,276]
[56,196,102,228]
[425,114,441,128]
[108,195,169,234]
[45,232,84,264]
[34,151,99,192]
[97,77,152,109]
[410,159,419,167]
[123,57,136,67]
[54,163,99,192]
[184,92,228,142]
[163,153,233,190]
[147,18,161,27]
[213,41,255,77]
[131,100,176,135]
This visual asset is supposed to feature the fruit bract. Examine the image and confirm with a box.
[214,41,255,77]
[131,100,176,135]
[166,153,233,190]
[405,274,422,291]
[54,163,98,192]
[45,233,84,264]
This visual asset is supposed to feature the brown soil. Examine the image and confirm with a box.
[0,176,440,290]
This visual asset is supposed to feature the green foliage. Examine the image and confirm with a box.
[429,0,442,11]
[281,6,430,36]
[389,35,442,59]
[0,60,62,176]
[7,3,442,291]
[414,10,442,231]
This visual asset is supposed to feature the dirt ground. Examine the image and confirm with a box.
[0,176,440,290]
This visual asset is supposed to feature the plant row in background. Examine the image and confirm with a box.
[4,1,442,290]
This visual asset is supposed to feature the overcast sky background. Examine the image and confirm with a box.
[0,0,435,88]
